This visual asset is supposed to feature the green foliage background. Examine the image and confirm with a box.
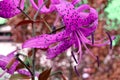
[104,0,120,46]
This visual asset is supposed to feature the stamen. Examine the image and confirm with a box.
[96,56,100,67]
[106,32,112,49]
[77,31,97,60]
[71,51,78,64]
[42,18,52,32]
[74,66,80,76]
[51,25,56,33]
[0,69,7,77]
[91,32,94,45]
[49,26,65,34]
[74,32,82,64]
[17,7,32,20]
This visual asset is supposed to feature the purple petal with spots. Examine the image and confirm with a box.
[79,19,98,36]
[78,7,98,27]
[22,30,69,48]
[47,38,75,59]
[55,1,98,35]
[0,0,24,18]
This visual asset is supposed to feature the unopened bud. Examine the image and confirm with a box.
[6,58,16,69]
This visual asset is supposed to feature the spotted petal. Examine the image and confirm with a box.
[80,19,98,36]
[0,0,24,18]
[22,30,69,49]
[47,38,75,59]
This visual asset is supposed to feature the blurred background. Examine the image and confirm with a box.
[0,0,120,80]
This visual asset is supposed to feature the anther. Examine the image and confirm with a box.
[96,56,100,67]
[106,32,112,49]
[91,32,94,45]
[74,66,80,76]
[71,51,78,64]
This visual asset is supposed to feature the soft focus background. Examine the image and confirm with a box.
[0,0,120,80]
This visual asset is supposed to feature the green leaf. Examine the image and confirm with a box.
[38,68,52,80]
[24,57,32,67]
[0,18,6,24]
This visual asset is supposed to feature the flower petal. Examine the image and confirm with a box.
[78,30,116,47]
[79,19,98,36]
[0,50,19,74]
[47,38,75,59]
[22,30,69,48]
[0,0,24,18]
[78,7,98,27]
[17,69,39,76]
[76,4,90,12]
[55,1,78,31]
[72,0,80,5]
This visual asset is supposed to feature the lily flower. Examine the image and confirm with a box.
[0,50,38,77]
[0,0,24,18]
[23,0,115,64]
[0,50,19,76]
[30,0,80,13]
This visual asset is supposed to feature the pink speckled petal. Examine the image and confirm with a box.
[55,1,78,31]
[22,30,69,49]
[78,7,98,27]
[47,39,75,59]
[0,0,24,18]
[80,19,98,36]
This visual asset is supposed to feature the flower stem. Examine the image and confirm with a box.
[16,53,33,76]
[17,7,32,20]
[32,0,48,80]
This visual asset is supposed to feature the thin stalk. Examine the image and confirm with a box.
[91,32,94,45]
[49,26,65,34]
[32,0,48,80]
[17,1,34,79]
[17,7,32,20]
[42,17,52,32]
[17,0,48,79]
[16,54,33,76]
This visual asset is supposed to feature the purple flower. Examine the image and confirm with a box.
[23,1,115,63]
[0,50,38,77]
[0,50,19,75]
[30,0,80,13]
[0,0,24,18]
